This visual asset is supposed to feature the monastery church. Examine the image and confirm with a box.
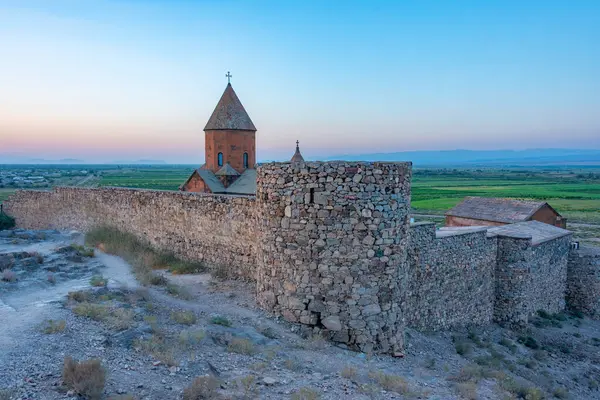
[180,79,303,195]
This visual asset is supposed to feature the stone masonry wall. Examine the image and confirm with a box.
[495,235,571,325]
[3,187,257,279]
[567,245,600,318]
[255,161,412,354]
[406,224,497,330]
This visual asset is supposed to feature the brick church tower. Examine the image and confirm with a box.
[204,82,256,173]
[181,76,257,195]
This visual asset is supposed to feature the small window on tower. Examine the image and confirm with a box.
[218,152,223,167]
[243,152,249,168]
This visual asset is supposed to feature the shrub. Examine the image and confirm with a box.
[62,357,106,400]
[227,338,256,355]
[171,311,197,325]
[553,387,569,399]
[40,319,66,334]
[455,341,472,356]
[1,269,16,282]
[169,260,206,275]
[237,375,257,397]
[182,376,219,400]
[368,370,412,394]
[341,366,358,380]
[0,213,15,230]
[499,337,517,353]
[518,336,539,349]
[89,275,107,287]
[178,329,205,348]
[210,316,232,327]
[166,284,192,300]
[284,359,301,371]
[71,245,95,257]
[68,290,89,302]
[454,382,477,400]
[537,310,551,319]
[73,303,109,321]
[291,387,320,400]
[107,308,135,331]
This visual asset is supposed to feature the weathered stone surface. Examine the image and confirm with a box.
[567,245,600,319]
[255,161,412,354]
[322,315,342,331]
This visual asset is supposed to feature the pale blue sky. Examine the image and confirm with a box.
[0,0,599,163]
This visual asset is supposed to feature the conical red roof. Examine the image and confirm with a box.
[204,83,256,131]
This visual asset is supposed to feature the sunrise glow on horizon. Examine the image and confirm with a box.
[1,0,599,163]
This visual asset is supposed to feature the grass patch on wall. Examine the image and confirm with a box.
[85,226,206,285]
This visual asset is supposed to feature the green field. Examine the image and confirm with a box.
[411,169,600,224]
[98,166,194,191]
[3,165,599,227]
[0,189,16,204]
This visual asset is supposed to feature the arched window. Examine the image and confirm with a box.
[217,152,223,167]
[243,152,249,168]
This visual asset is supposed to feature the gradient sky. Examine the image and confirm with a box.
[1,0,599,163]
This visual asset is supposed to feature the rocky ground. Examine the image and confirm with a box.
[1,230,600,400]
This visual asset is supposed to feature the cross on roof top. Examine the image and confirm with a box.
[226,71,232,84]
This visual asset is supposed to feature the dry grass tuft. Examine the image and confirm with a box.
[68,290,89,303]
[40,319,66,334]
[290,387,321,400]
[89,275,107,287]
[134,334,178,367]
[368,370,412,395]
[227,338,256,355]
[454,382,477,400]
[182,375,219,400]
[171,310,197,325]
[62,356,106,400]
[210,316,232,327]
[341,366,358,380]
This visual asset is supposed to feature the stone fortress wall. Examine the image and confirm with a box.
[3,187,257,280]
[405,223,497,331]
[4,161,599,352]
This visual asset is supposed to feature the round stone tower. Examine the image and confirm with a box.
[255,161,412,354]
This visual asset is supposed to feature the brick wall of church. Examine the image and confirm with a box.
[3,187,257,279]
[205,130,256,172]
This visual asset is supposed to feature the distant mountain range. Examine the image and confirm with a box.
[1,149,600,167]
[323,148,600,167]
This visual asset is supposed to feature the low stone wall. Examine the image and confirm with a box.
[495,235,571,325]
[406,224,497,330]
[567,246,600,318]
[3,187,257,279]
[255,161,412,354]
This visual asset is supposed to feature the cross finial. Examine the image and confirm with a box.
[296,140,299,147]
[226,71,232,84]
